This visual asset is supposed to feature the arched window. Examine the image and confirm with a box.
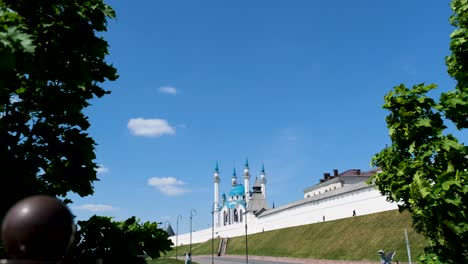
[240,209,243,222]
[234,209,238,222]
[223,211,227,226]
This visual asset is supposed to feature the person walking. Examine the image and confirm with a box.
[185,252,192,264]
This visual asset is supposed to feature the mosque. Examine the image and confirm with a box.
[213,159,269,228]
[170,159,398,246]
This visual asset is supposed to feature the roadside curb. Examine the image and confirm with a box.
[192,254,379,264]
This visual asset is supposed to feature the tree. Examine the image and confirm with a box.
[65,216,173,263]
[0,0,118,220]
[371,1,468,263]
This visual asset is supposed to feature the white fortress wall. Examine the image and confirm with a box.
[170,184,398,245]
[251,185,397,233]
[170,221,247,246]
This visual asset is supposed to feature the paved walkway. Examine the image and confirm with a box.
[192,254,379,264]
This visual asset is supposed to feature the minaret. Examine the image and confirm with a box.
[231,167,237,186]
[243,158,251,200]
[214,161,220,212]
[260,163,267,199]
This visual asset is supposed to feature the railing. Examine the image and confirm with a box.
[0,195,75,264]
[217,237,228,256]
[217,238,223,256]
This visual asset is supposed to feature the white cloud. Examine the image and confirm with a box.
[158,86,178,95]
[127,118,176,137]
[72,204,119,212]
[96,165,109,174]
[148,177,189,196]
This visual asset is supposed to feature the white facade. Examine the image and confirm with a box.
[170,167,397,246]
[303,175,371,198]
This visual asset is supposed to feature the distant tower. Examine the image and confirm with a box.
[214,161,220,212]
[260,163,267,199]
[243,158,250,200]
[231,167,237,187]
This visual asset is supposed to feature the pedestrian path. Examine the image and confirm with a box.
[192,254,378,264]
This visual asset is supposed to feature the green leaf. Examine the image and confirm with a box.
[442,180,460,191]
[416,118,431,128]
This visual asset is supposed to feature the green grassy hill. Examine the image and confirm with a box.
[166,210,428,262]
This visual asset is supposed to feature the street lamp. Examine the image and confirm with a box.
[176,215,182,260]
[245,211,248,264]
[211,203,215,264]
[189,209,197,254]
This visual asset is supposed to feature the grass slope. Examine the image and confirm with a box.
[167,210,428,262]
[147,259,199,264]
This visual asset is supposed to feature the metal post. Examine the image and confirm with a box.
[190,214,192,254]
[176,215,182,260]
[245,212,248,264]
[405,228,412,264]
[212,204,214,264]
[190,209,196,254]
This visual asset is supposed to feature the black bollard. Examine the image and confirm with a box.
[1,195,75,264]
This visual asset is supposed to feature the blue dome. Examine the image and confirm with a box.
[228,200,246,209]
[229,184,245,197]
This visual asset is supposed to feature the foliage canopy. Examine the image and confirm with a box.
[0,0,118,219]
[371,1,468,263]
[66,216,173,263]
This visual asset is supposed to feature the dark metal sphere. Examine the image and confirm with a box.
[1,195,75,261]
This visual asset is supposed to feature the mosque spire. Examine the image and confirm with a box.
[214,161,220,183]
[244,157,251,201]
[213,161,220,217]
[231,167,237,186]
[260,163,267,199]
[244,157,250,176]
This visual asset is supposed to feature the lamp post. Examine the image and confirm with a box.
[245,211,248,264]
[212,203,215,264]
[176,215,182,260]
[189,209,197,254]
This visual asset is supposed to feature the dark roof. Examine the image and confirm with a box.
[165,224,175,236]
[338,169,374,177]
[303,167,380,193]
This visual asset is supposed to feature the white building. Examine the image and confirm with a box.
[214,160,269,228]
[170,161,397,246]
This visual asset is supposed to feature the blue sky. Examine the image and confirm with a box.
[68,0,461,234]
